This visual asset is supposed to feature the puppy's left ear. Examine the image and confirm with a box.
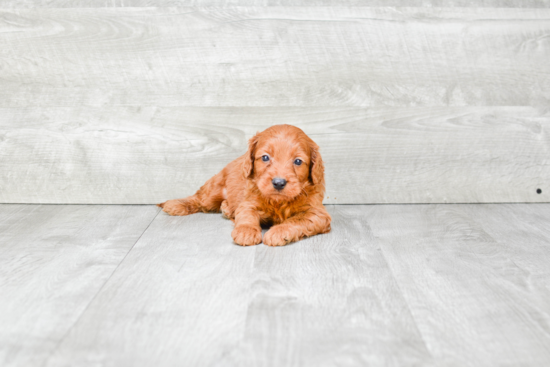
[309,141,325,185]
[243,133,260,179]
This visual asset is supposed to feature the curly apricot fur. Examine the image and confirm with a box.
[158,125,331,246]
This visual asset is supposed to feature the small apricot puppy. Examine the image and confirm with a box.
[158,124,331,246]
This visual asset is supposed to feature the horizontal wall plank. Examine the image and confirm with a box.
[3,1,550,8]
[1,7,549,107]
[0,106,548,204]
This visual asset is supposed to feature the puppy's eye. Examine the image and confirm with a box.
[294,159,303,166]
[262,155,270,162]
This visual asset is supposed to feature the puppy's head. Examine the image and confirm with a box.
[243,125,324,201]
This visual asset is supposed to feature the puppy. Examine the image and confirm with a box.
[158,124,331,246]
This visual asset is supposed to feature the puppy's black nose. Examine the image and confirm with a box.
[272,178,287,190]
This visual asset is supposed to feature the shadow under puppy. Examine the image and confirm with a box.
[158,124,331,246]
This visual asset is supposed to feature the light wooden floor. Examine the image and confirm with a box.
[1,204,550,367]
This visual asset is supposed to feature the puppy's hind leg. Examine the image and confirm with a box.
[158,195,202,216]
[158,171,225,216]
[220,200,235,221]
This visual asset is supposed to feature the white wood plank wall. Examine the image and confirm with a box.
[0,4,548,204]
[3,1,550,7]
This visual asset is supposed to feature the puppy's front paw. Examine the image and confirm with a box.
[263,225,295,247]
[232,225,262,246]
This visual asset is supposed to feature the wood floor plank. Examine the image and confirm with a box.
[44,206,432,367]
[1,106,548,205]
[3,204,550,365]
[227,205,432,366]
[460,204,550,291]
[1,7,549,107]
[0,204,159,367]
[43,211,258,367]
[367,204,550,366]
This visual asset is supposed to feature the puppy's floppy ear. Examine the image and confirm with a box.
[243,133,260,179]
[309,141,325,185]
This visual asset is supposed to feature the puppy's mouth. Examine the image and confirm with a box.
[267,188,299,201]
[257,177,302,201]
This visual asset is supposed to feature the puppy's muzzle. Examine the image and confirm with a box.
[272,178,287,191]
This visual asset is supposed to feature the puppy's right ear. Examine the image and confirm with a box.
[242,133,260,179]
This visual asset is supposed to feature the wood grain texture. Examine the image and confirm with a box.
[0,204,159,367]
[44,206,432,367]
[5,203,549,366]
[1,5,548,204]
[228,205,431,366]
[367,204,550,366]
[3,0,550,7]
[42,212,258,367]
[1,7,549,107]
[1,106,548,204]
